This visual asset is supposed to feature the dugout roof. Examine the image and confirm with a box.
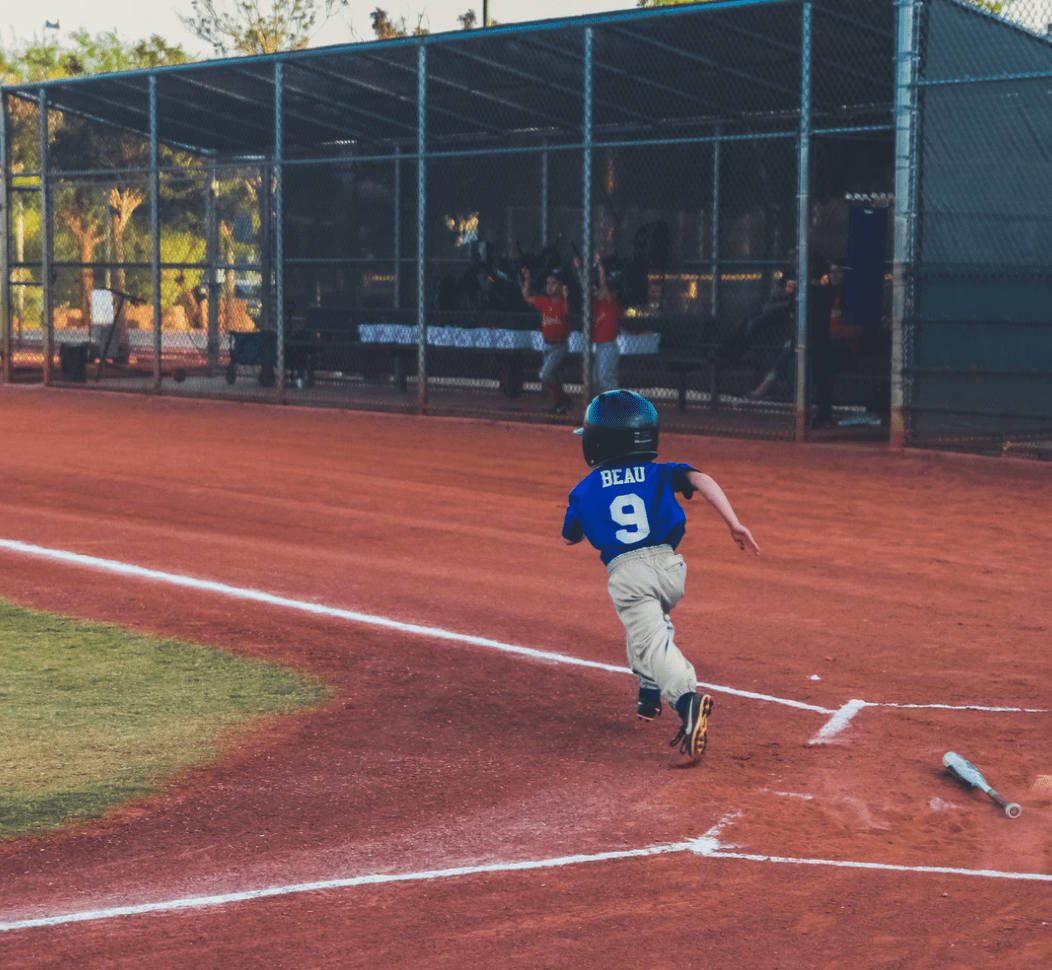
[2,0,896,160]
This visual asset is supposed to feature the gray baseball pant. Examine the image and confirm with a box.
[606,543,697,705]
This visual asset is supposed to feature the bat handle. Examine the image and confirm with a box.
[989,789,1022,819]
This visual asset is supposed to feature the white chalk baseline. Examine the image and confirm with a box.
[0,538,1044,747]
[1,537,1049,933]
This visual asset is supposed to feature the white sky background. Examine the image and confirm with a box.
[4,1,1052,60]
[1,0,640,58]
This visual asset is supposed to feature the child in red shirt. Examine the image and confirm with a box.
[585,254,622,394]
[522,266,574,414]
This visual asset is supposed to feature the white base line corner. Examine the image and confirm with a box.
[5,821,1052,933]
[809,698,869,744]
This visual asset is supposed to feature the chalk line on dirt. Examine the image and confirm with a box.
[0,538,831,715]
[809,698,869,744]
[3,817,1051,933]
[0,538,1044,724]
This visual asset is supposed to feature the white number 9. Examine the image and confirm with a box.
[610,492,651,544]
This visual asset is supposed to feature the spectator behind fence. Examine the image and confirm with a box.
[811,257,859,428]
[719,264,796,401]
[748,253,836,408]
[521,264,574,415]
[746,263,802,401]
[575,253,622,396]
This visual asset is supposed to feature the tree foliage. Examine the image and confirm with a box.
[369,8,430,39]
[368,6,486,39]
[178,0,350,55]
[1,30,190,83]
[0,31,194,321]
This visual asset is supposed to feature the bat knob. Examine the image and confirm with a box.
[1004,802,1022,819]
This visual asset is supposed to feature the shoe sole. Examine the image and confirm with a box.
[686,694,714,760]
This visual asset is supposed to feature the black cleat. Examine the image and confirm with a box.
[637,687,662,721]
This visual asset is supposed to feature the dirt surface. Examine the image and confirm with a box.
[0,386,1049,969]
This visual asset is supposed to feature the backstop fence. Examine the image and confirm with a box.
[1,0,1050,457]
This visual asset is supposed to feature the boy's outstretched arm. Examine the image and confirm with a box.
[685,469,760,555]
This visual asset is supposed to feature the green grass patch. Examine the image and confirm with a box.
[0,598,329,839]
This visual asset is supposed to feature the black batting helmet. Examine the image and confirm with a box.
[575,390,659,467]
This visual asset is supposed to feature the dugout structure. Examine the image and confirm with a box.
[1,0,1050,456]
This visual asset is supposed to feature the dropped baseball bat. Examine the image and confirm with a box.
[943,751,1021,818]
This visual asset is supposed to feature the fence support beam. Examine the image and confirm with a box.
[710,127,721,321]
[275,61,286,402]
[206,155,220,377]
[394,147,401,309]
[541,143,549,247]
[891,0,919,451]
[0,93,9,385]
[149,76,162,392]
[416,42,428,414]
[39,91,53,386]
[793,1,813,439]
[581,26,594,405]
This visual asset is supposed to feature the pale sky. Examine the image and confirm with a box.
[2,0,639,58]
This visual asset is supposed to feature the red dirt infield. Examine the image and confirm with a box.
[0,386,1049,969]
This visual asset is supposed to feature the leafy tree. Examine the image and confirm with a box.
[968,0,1017,11]
[1,31,193,321]
[178,0,350,55]
[369,6,482,39]
[455,10,497,29]
[634,0,714,7]
[370,8,429,39]
[1,30,190,81]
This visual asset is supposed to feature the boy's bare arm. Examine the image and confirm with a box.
[686,469,760,555]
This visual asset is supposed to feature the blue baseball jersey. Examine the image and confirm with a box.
[562,460,696,565]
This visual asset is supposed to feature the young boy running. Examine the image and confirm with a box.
[562,389,759,761]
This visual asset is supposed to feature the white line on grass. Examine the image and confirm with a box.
[3,822,1051,933]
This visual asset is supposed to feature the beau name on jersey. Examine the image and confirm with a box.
[599,466,648,487]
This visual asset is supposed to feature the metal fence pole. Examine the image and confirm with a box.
[38,90,52,386]
[275,61,286,402]
[541,142,549,247]
[149,76,161,392]
[394,147,401,309]
[710,127,721,321]
[0,92,9,385]
[581,26,594,405]
[416,42,428,414]
[206,155,220,377]
[793,1,813,439]
[891,0,918,451]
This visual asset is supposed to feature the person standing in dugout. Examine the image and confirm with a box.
[521,264,574,415]
[562,389,760,761]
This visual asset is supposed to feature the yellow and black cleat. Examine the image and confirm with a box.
[670,693,714,760]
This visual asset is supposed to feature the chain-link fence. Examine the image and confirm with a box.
[902,0,1052,458]
[2,0,1048,455]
